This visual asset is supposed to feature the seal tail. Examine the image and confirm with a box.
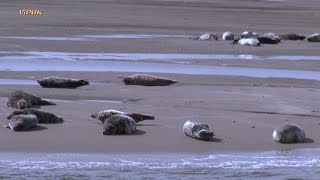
[40,99,56,105]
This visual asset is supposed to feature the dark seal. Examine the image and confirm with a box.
[7,90,56,109]
[279,33,306,40]
[7,108,63,124]
[37,76,89,88]
[102,114,136,135]
[123,74,178,86]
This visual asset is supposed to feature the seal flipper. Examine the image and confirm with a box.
[128,113,155,123]
[40,99,56,105]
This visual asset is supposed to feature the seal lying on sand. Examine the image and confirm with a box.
[91,109,154,123]
[264,32,280,40]
[279,33,306,40]
[272,123,306,144]
[37,76,89,88]
[257,36,281,44]
[222,31,234,40]
[183,120,214,141]
[7,108,63,124]
[306,33,320,42]
[192,32,218,40]
[102,114,136,135]
[233,38,261,46]
[241,31,260,39]
[4,114,38,131]
[123,74,178,86]
[7,90,56,109]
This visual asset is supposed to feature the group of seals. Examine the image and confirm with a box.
[91,109,155,123]
[37,76,89,89]
[7,90,56,109]
[122,74,178,86]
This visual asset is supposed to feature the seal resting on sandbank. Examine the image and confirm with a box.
[4,114,38,131]
[306,33,320,42]
[272,123,306,144]
[183,120,214,141]
[257,36,281,44]
[123,74,178,86]
[222,31,234,40]
[7,108,63,124]
[233,38,261,46]
[279,33,305,40]
[102,114,136,135]
[91,109,154,123]
[37,76,89,88]
[7,90,56,109]
[241,31,260,39]
[192,32,218,40]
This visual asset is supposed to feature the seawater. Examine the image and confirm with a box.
[0,148,319,179]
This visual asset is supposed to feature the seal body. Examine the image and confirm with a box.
[307,33,320,42]
[7,108,63,124]
[91,109,154,123]
[257,36,281,44]
[222,31,234,40]
[123,74,178,86]
[102,114,136,135]
[280,33,305,40]
[5,114,38,131]
[193,32,218,40]
[272,123,305,144]
[241,31,260,39]
[37,76,89,88]
[237,38,261,46]
[264,32,280,40]
[7,90,56,109]
[183,120,214,141]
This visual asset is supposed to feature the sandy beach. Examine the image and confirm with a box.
[0,0,320,154]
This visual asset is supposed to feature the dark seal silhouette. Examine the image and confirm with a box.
[37,76,89,88]
[4,114,38,131]
[257,36,281,44]
[102,114,136,135]
[306,33,320,42]
[91,109,154,123]
[7,108,63,124]
[7,90,56,109]
[123,74,177,86]
[183,120,214,141]
[279,33,306,40]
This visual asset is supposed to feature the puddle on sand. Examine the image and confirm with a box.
[53,99,123,104]
[0,79,37,85]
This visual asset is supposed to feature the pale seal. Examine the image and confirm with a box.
[264,32,280,40]
[233,38,261,46]
[102,114,136,135]
[7,108,63,124]
[123,74,178,86]
[37,76,89,88]
[4,114,38,131]
[7,90,56,109]
[91,109,154,123]
[306,33,320,42]
[241,31,260,39]
[222,31,234,40]
[183,120,214,141]
[279,33,305,40]
[192,32,218,40]
[272,123,306,144]
[257,36,281,44]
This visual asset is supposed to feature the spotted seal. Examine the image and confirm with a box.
[7,90,56,109]
[91,109,154,123]
[102,114,136,135]
[272,123,306,144]
[222,31,234,40]
[183,120,214,141]
[37,76,89,88]
[4,114,38,131]
[306,33,320,42]
[7,108,63,124]
[192,32,218,40]
[279,33,305,40]
[123,74,178,86]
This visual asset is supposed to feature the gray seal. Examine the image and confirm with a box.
[91,109,154,123]
[222,31,234,40]
[183,120,214,141]
[7,90,56,109]
[192,32,218,40]
[257,36,281,44]
[4,114,38,131]
[102,114,136,135]
[279,33,305,40]
[123,74,178,86]
[7,108,63,124]
[306,33,320,42]
[272,123,306,144]
[37,76,89,88]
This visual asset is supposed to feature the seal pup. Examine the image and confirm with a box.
[233,38,261,46]
[272,123,306,144]
[306,33,320,42]
[4,114,38,131]
[123,74,178,86]
[7,108,63,124]
[222,31,234,40]
[241,31,260,39]
[37,76,89,89]
[279,33,305,40]
[102,114,136,135]
[91,109,154,123]
[7,90,56,109]
[257,36,281,44]
[183,120,214,141]
[192,32,218,40]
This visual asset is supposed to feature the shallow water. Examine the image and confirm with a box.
[0,79,37,85]
[0,148,319,179]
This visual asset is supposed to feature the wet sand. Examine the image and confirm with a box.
[0,0,320,153]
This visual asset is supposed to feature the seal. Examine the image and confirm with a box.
[4,114,38,131]
[91,109,154,123]
[123,74,178,86]
[7,90,56,109]
[279,33,305,40]
[102,114,136,135]
[222,31,234,40]
[241,31,260,39]
[37,76,89,88]
[7,108,63,124]
[306,33,320,42]
[257,36,281,44]
[192,32,218,40]
[272,123,306,144]
[183,120,214,141]
[233,38,261,46]
[264,32,280,40]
